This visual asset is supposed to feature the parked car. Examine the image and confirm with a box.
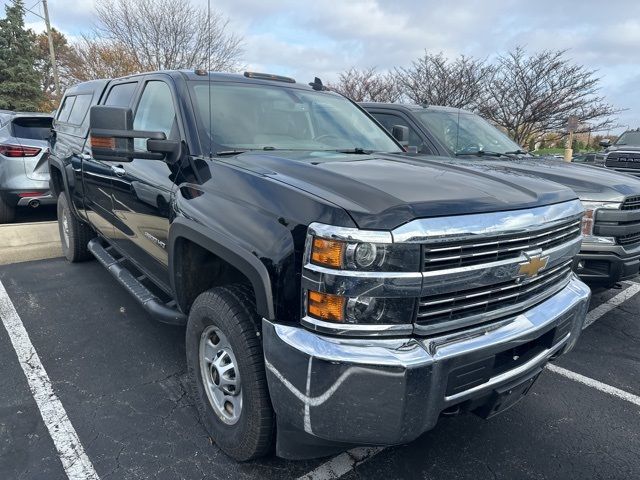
[50,71,590,461]
[0,110,55,222]
[362,103,640,287]
[598,128,640,176]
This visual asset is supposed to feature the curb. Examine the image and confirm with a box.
[0,221,61,265]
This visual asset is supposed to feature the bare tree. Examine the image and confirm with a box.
[34,28,76,110]
[94,0,243,71]
[396,52,493,109]
[478,47,620,145]
[68,36,146,82]
[329,67,401,102]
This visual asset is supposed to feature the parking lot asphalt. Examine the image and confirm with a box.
[0,257,638,480]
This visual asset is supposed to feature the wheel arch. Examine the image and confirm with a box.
[168,217,275,320]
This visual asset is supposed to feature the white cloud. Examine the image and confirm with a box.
[3,0,639,129]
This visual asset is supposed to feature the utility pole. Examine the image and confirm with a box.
[41,0,60,97]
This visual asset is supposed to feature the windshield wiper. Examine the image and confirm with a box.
[454,149,503,157]
[334,148,373,154]
[503,149,529,155]
[215,149,248,156]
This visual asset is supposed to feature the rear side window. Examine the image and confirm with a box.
[66,94,93,125]
[57,96,76,122]
[105,82,138,107]
[11,117,53,140]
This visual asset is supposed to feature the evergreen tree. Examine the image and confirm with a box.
[0,0,42,111]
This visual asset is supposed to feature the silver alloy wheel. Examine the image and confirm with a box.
[199,325,243,425]
[61,209,70,248]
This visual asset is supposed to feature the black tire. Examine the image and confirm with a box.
[186,285,274,461]
[0,197,15,223]
[57,193,94,262]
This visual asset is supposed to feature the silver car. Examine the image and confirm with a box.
[0,110,55,223]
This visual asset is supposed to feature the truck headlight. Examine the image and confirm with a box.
[580,201,620,242]
[310,237,421,272]
[307,290,415,324]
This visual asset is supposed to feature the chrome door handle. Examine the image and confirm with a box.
[111,165,126,177]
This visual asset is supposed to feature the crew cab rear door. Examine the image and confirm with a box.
[107,75,182,290]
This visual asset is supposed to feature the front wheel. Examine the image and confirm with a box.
[186,285,274,461]
[57,193,94,262]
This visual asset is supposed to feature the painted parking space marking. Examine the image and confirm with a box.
[0,280,100,480]
[297,447,385,480]
[547,364,640,407]
[583,282,640,329]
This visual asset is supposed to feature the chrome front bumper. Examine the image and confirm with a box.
[263,274,591,459]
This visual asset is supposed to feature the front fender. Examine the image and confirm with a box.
[168,217,275,319]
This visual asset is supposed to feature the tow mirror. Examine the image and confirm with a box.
[89,105,181,163]
[599,139,611,148]
[391,125,409,148]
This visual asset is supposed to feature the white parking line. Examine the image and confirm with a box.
[583,282,640,329]
[297,447,385,480]
[547,364,640,407]
[0,281,100,480]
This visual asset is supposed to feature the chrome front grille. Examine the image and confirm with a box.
[423,219,581,272]
[417,260,574,331]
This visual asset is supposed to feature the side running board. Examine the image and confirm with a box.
[88,238,187,325]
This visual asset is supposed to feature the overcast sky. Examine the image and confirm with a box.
[6,0,640,133]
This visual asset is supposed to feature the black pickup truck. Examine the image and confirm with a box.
[49,71,590,461]
[362,103,640,286]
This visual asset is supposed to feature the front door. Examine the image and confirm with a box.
[83,81,141,239]
[109,78,182,290]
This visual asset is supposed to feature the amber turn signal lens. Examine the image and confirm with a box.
[307,290,345,322]
[91,136,116,149]
[311,238,344,268]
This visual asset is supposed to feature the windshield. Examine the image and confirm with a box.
[615,131,640,146]
[415,109,523,156]
[189,82,401,154]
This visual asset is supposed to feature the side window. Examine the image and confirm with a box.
[133,81,178,147]
[372,112,430,154]
[66,94,93,125]
[57,96,76,122]
[104,82,138,107]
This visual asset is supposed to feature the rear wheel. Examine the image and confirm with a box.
[0,197,15,223]
[57,193,94,262]
[186,285,274,461]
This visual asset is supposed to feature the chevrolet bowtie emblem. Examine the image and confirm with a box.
[518,255,549,278]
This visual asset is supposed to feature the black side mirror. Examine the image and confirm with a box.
[89,105,181,163]
[391,125,409,147]
[599,139,611,148]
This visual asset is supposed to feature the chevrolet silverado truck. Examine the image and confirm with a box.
[49,71,590,461]
[362,103,640,286]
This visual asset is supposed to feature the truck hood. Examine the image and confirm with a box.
[227,151,577,229]
[447,157,640,203]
